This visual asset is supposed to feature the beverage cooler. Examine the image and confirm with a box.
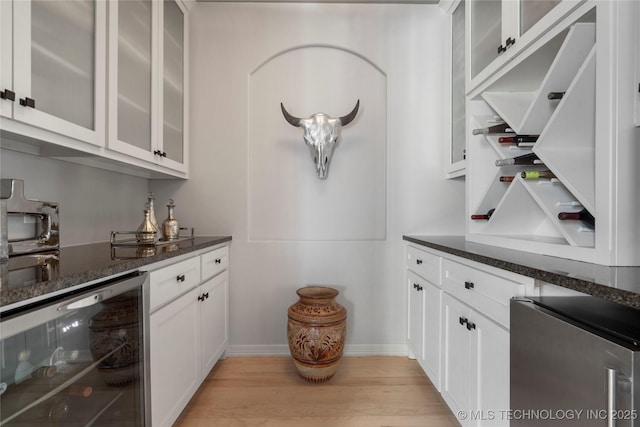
[0,271,150,426]
[511,296,640,427]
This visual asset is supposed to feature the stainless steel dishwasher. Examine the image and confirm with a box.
[511,296,640,427]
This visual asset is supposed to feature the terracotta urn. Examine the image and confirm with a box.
[287,286,347,383]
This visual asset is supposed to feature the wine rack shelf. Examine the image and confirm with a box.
[481,23,595,135]
[467,12,597,261]
[533,46,596,214]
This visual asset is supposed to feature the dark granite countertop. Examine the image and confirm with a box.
[404,235,640,310]
[0,236,231,312]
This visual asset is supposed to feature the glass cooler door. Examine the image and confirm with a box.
[0,271,148,426]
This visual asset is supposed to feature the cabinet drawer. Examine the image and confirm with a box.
[406,245,441,284]
[442,258,525,328]
[201,246,229,281]
[150,257,200,311]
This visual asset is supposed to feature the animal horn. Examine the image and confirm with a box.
[280,103,302,127]
[339,99,360,126]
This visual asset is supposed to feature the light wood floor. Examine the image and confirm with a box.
[174,356,461,427]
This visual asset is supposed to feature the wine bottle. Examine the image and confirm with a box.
[521,170,556,180]
[498,135,538,144]
[67,384,93,398]
[558,209,595,227]
[471,208,495,220]
[499,176,514,182]
[472,123,513,135]
[547,91,565,100]
[495,153,542,166]
[30,365,57,379]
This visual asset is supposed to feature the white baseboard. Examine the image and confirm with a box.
[226,343,408,357]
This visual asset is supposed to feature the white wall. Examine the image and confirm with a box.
[150,2,465,355]
[1,148,149,246]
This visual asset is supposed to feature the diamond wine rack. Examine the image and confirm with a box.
[467,19,597,260]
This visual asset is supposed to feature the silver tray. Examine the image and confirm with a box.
[110,227,195,247]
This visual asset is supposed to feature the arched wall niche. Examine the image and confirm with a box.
[248,44,387,241]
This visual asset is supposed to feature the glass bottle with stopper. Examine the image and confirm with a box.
[162,199,179,241]
[136,208,157,243]
[147,192,159,232]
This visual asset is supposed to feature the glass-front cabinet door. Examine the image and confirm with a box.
[2,0,106,146]
[108,0,187,174]
[468,0,502,85]
[467,0,583,92]
[108,0,156,164]
[520,0,563,35]
[160,0,186,169]
[449,0,466,178]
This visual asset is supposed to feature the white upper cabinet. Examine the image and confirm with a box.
[467,0,584,93]
[0,0,189,178]
[1,0,106,146]
[109,0,155,163]
[443,0,467,178]
[108,0,188,175]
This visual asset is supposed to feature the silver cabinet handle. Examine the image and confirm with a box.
[606,367,617,427]
[57,289,114,311]
[605,367,633,427]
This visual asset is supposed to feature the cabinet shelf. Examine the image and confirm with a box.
[469,107,546,231]
[480,176,593,247]
[520,177,594,247]
[482,177,567,245]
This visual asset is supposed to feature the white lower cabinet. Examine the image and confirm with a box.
[406,245,442,389]
[422,281,442,389]
[441,293,509,427]
[200,271,229,376]
[441,292,471,415]
[407,271,425,361]
[406,242,532,426]
[149,244,229,427]
[150,287,201,427]
[409,273,442,390]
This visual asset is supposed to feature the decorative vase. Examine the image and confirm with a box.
[89,292,140,386]
[136,208,157,244]
[147,192,159,233]
[287,286,347,383]
[162,199,179,241]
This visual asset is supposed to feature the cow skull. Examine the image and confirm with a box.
[281,100,360,180]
